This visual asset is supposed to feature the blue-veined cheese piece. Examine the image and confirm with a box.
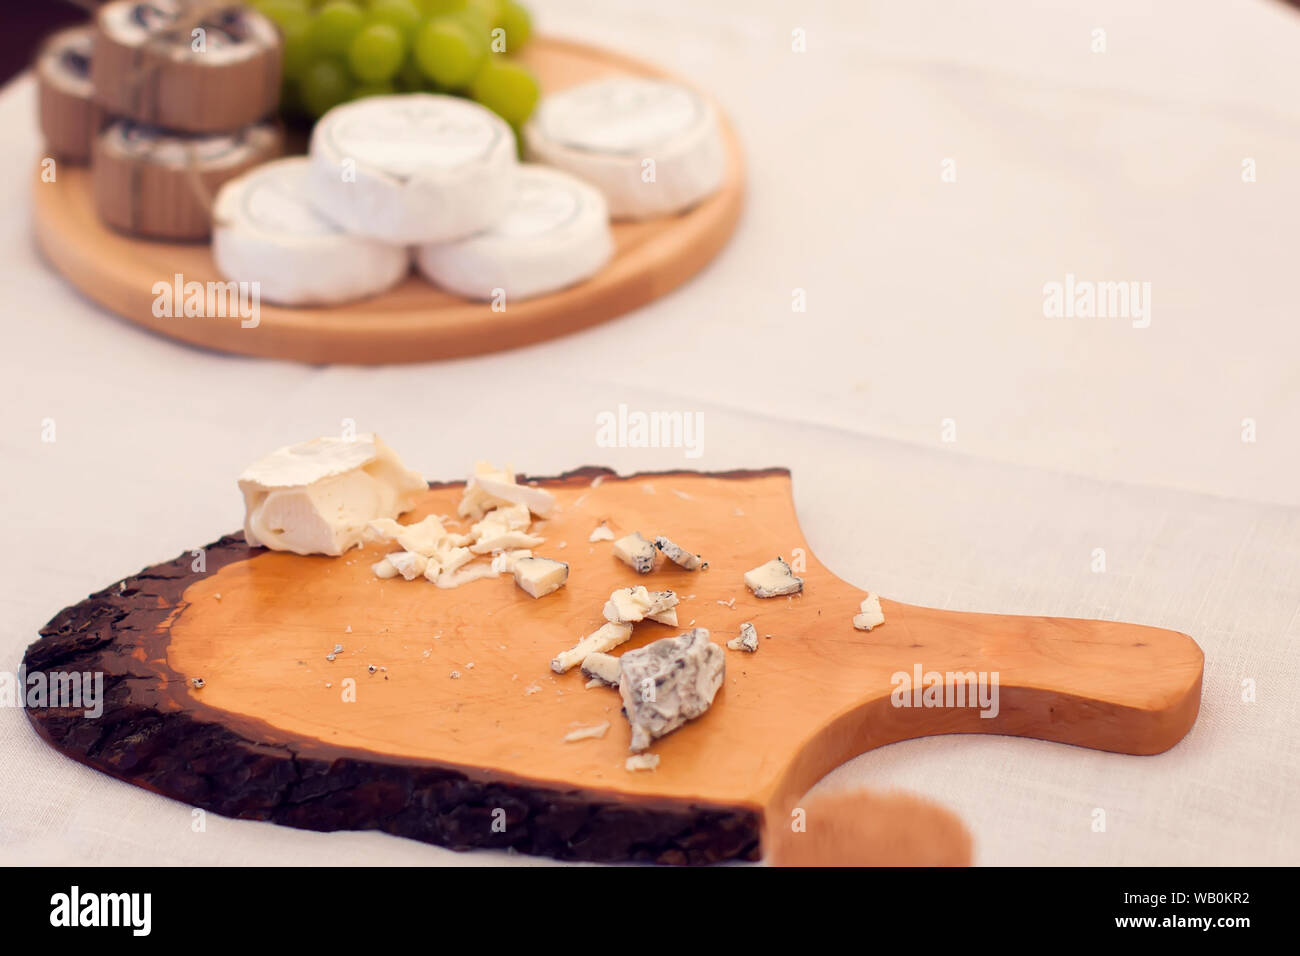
[654,535,704,570]
[618,628,725,752]
[727,622,759,653]
[551,622,634,674]
[743,557,803,598]
[512,556,569,598]
[612,532,656,574]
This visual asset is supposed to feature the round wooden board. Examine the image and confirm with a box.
[30,38,745,365]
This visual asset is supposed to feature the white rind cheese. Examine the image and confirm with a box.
[654,535,704,570]
[239,434,426,556]
[308,94,517,244]
[415,164,613,302]
[523,78,726,220]
[551,621,634,674]
[853,593,886,631]
[612,531,656,573]
[743,557,804,598]
[618,628,725,752]
[588,524,615,543]
[512,556,569,598]
[213,157,410,306]
[727,622,759,652]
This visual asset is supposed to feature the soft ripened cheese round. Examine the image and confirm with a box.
[37,26,102,163]
[238,434,427,557]
[213,157,410,306]
[414,164,612,302]
[308,94,517,244]
[523,78,725,220]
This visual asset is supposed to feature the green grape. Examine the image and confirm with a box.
[395,54,431,91]
[352,80,396,99]
[414,18,486,88]
[469,58,538,126]
[279,10,315,80]
[310,1,366,57]
[466,0,504,28]
[253,0,309,28]
[366,0,422,38]
[347,23,405,82]
[300,58,354,116]
[417,0,468,15]
[498,0,531,52]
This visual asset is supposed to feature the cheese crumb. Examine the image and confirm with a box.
[563,722,611,743]
[853,592,886,631]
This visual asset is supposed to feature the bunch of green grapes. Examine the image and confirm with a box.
[252,0,540,129]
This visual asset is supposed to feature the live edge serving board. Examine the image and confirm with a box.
[23,469,1204,864]
[30,38,745,365]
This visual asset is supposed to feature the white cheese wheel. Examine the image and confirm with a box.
[212,157,410,307]
[523,77,725,221]
[414,164,611,302]
[37,26,103,163]
[307,93,517,244]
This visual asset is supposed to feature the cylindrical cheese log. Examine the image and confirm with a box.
[415,164,613,302]
[37,26,104,163]
[523,78,726,221]
[93,119,283,241]
[91,0,281,134]
[308,93,517,244]
[213,157,411,306]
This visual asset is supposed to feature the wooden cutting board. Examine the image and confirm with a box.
[22,468,1203,864]
[29,37,745,365]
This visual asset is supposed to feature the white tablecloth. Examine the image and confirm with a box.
[1,0,1297,866]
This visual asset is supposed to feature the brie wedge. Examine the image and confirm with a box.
[213,157,409,306]
[415,164,613,302]
[239,435,426,556]
[743,557,804,598]
[308,94,517,244]
[523,78,726,220]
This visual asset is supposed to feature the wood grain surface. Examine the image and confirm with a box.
[23,468,1204,863]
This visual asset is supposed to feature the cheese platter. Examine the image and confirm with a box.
[22,439,1204,865]
[32,2,745,364]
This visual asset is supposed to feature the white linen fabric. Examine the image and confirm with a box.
[0,0,1297,865]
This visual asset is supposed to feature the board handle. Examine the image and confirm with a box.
[878,602,1205,755]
